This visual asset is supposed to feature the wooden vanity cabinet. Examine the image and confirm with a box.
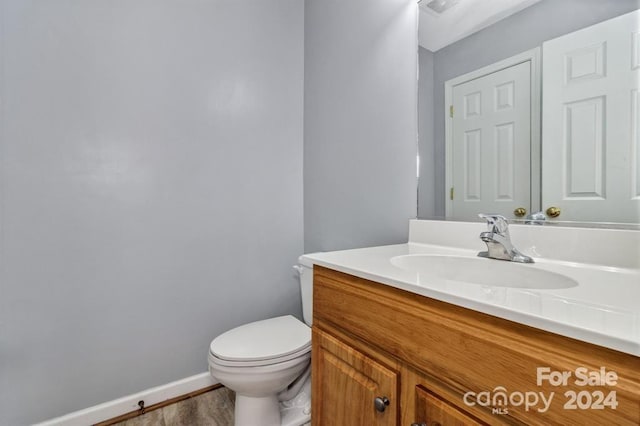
[312,328,398,425]
[311,266,640,426]
[415,385,485,426]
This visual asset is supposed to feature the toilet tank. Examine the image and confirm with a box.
[296,257,314,326]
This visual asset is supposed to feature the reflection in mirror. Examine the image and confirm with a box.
[417,0,640,226]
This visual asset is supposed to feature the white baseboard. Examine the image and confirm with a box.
[34,373,218,426]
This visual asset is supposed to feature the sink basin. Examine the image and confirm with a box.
[390,255,578,289]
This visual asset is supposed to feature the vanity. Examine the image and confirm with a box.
[303,6,640,424]
[302,220,640,425]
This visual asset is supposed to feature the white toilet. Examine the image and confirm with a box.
[208,261,313,426]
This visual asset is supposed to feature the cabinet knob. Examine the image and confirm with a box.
[374,396,390,412]
[410,423,427,426]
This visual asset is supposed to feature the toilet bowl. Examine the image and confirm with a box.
[208,260,313,426]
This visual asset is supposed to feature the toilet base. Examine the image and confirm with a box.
[280,374,311,426]
[233,374,311,426]
[235,394,280,426]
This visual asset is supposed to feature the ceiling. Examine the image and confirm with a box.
[418,0,542,52]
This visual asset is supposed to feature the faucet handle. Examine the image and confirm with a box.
[478,214,510,235]
[525,211,547,225]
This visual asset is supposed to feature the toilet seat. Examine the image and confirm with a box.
[209,315,311,367]
[209,344,311,367]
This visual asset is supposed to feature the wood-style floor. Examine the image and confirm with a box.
[110,387,235,426]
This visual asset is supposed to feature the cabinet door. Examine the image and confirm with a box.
[415,385,486,426]
[312,328,397,426]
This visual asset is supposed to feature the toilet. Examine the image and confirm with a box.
[208,260,313,426]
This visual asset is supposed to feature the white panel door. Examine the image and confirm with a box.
[542,10,640,223]
[450,61,531,220]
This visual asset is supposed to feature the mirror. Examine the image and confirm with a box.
[417,0,640,226]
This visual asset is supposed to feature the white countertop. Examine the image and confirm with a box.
[301,220,640,357]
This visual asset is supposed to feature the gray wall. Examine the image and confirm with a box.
[0,1,303,424]
[418,47,436,219]
[304,0,418,253]
[421,0,640,218]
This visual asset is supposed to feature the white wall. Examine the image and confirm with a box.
[304,0,418,253]
[0,1,304,424]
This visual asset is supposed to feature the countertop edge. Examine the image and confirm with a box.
[301,252,640,358]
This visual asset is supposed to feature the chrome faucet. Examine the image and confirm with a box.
[478,214,534,263]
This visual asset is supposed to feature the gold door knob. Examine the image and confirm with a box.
[546,206,561,218]
[513,207,527,217]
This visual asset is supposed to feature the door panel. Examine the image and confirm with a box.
[542,10,640,223]
[451,61,532,220]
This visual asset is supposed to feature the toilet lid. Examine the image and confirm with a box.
[209,315,311,363]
